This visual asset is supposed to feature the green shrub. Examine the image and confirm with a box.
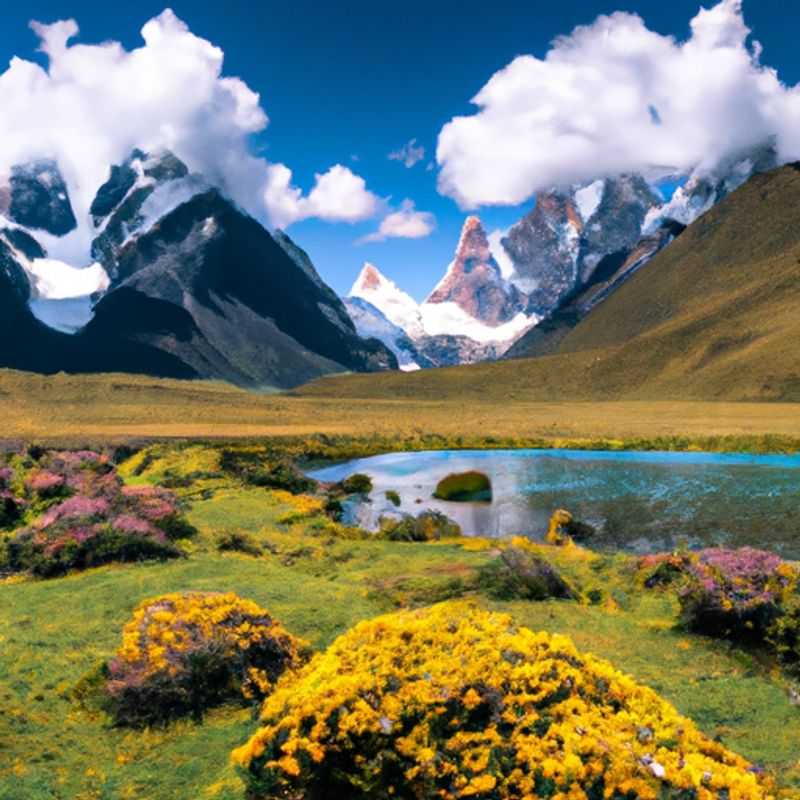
[337,473,373,495]
[385,489,401,507]
[216,531,263,557]
[379,511,461,542]
[250,461,317,494]
[477,547,576,601]
[767,595,800,677]
[433,470,492,502]
[220,450,317,494]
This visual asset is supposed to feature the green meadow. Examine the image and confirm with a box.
[2,443,800,799]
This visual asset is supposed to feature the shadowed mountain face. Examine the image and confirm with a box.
[0,151,396,389]
[87,189,396,387]
[1,161,78,236]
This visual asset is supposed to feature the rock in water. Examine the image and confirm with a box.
[433,471,492,502]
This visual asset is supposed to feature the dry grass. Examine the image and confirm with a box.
[2,369,800,447]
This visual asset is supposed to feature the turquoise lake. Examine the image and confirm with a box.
[308,449,800,557]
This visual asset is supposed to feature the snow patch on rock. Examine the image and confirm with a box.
[575,179,605,222]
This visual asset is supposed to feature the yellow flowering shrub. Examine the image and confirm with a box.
[273,491,326,524]
[105,592,307,726]
[234,602,775,800]
[546,509,594,546]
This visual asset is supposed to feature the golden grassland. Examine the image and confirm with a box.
[2,369,800,451]
[2,443,800,799]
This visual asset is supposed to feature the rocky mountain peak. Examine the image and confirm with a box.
[353,262,386,293]
[349,262,424,337]
[426,215,523,328]
[1,160,77,237]
[453,216,492,266]
[502,176,659,316]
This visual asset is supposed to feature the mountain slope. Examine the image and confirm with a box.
[343,296,432,371]
[0,150,396,389]
[299,164,800,402]
[86,187,396,388]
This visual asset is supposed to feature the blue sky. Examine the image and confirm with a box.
[1,0,797,300]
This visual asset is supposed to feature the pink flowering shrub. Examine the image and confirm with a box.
[1,448,195,578]
[641,547,800,671]
[26,470,66,497]
[678,548,793,642]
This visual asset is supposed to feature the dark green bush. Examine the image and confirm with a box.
[6,527,182,578]
[216,531,263,557]
[477,547,576,601]
[385,490,401,507]
[220,450,317,494]
[767,595,800,677]
[337,473,373,495]
[379,511,461,542]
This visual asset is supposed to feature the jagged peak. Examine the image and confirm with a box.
[351,261,388,294]
[454,215,489,257]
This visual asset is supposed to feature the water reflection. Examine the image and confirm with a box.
[308,449,800,557]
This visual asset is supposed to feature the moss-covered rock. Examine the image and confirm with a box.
[546,508,595,545]
[433,470,492,502]
[385,489,401,507]
[337,473,373,495]
[477,547,577,601]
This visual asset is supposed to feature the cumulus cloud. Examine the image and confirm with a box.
[0,9,380,262]
[388,139,426,168]
[436,0,800,208]
[359,199,436,244]
[264,163,381,229]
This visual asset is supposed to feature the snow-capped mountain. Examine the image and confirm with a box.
[347,257,513,366]
[0,150,397,387]
[345,149,779,369]
[421,216,536,344]
[642,143,777,234]
[0,160,110,333]
[505,145,779,360]
[499,175,661,319]
[349,217,539,358]
[349,263,426,339]
[343,297,431,371]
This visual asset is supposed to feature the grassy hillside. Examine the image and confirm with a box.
[527,163,800,400]
[303,164,800,403]
[2,369,800,448]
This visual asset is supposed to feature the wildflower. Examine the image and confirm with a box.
[234,602,775,799]
[105,592,308,727]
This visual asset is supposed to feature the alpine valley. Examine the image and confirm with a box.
[0,142,782,385]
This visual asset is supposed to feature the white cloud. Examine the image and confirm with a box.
[436,0,800,208]
[265,163,381,229]
[359,199,436,244]
[388,139,426,168]
[0,9,380,262]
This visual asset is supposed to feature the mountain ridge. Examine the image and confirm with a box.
[299,163,800,403]
[0,151,397,388]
